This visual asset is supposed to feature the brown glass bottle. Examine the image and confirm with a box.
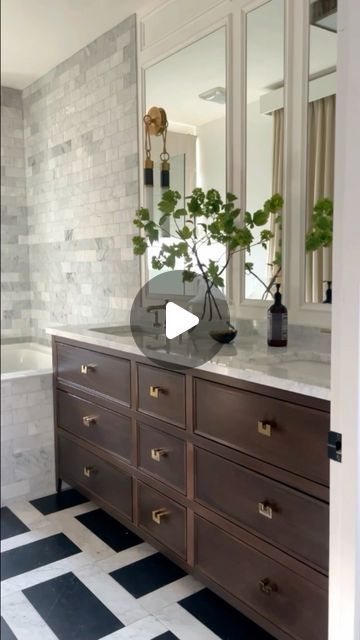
[267,283,288,347]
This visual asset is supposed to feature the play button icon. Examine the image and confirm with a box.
[130,270,232,371]
[165,302,199,339]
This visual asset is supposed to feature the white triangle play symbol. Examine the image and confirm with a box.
[165,302,199,340]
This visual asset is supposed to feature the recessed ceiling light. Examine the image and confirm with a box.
[199,87,226,104]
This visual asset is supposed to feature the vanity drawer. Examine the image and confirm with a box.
[57,391,132,462]
[137,482,186,558]
[137,364,186,428]
[195,516,327,640]
[194,379,329,485]
[56,342,130,405]
[58,434,132,520]
[195,447,329,572]
[138,423,186,492]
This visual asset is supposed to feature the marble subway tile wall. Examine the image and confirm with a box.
[22,15,140,341]
[1,87,31,340]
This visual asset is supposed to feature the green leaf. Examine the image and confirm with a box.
[133,219,144,229]
[132,236,147,255]
[137,207,150,221]
[182,270,197,283]
[144,221,159,244]
[245,262,254,271]
[164,252,176,269]
[207,260,224,288]
[253,209,269,226]
[177,225,192,240]
[158,212,170,226]
[151,257,162,270]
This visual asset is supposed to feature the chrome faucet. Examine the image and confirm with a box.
[146,300,168,328]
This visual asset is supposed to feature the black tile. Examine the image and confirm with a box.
[23,571,123,640]
[110,552,186,598]
[1,507,29,541]
[1,617,17,640]
[30,488,88,515]
[76,508,143,552]
[1,533,81,581]
[152,633,179,640]
[179,588,276,640]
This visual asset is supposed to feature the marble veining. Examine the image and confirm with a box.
[47,321,331,400]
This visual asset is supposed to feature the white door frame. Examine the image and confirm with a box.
[329,0,360,638]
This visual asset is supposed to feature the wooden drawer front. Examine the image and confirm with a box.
[137,364,185,428]
[195,448,329,572]
[137,482,186,558]
[195,516,327,640]
[57,391,132,462]
[58,434,132,519]
[56,342,130,405]
[194,379,329,485]
[138,423,186,492]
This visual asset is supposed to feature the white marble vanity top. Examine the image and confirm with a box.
[47,320,331,401]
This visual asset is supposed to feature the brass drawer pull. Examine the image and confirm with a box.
[257,421,272,437]
[81,363,97,374]
[83,466,94,478]
[151,447,168,462]
[152,507,169,524]
[82,415,96,427]
[258,501,273,519]
[149,385,160,398]
[259,578,277,595]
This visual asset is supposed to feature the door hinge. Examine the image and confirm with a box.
[328,431,342,462]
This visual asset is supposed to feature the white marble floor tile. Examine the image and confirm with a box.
[5,498,48,529]
[154,602,221,640]
[1,591,58,640]
[56,513,117,562]
[100,614,169,640]
[1,521,59,552]
[1,551,94,597]
[43,499,98,521]
[74,563,149,626]
[139,574,204,614]
[98,541,156,573]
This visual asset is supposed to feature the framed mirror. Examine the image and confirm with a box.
[305,0,337,304]
[143,27,227,298]
[244,0,285,301]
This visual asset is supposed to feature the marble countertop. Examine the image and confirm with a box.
[46,321,331,401]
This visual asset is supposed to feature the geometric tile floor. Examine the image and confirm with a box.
[1,489,275,639]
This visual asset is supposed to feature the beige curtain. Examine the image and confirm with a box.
[268,108,284,284]
[305,94,336,303]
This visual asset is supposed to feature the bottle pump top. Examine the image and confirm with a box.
[274,283,282,304]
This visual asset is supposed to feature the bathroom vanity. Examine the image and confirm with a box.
[50,328,330,640]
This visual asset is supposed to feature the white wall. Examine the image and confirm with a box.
[329,0,360,637]
[196,116,226,197]
[245,99,273,299]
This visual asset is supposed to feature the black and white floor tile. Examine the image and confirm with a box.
[1,489,275,640]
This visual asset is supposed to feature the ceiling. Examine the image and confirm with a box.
[1,0,155,89]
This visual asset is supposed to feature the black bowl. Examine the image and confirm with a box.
[209,328,238,344]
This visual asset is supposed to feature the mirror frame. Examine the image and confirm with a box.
[136,0,331,329]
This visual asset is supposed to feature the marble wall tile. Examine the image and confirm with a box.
[1,14,140,343]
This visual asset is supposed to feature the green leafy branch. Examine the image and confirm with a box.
[133,188,283,319]
[305,198,333,252]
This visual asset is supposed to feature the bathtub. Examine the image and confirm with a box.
[1,342,56,504]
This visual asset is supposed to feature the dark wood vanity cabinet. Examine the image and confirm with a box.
[53,337,330,640]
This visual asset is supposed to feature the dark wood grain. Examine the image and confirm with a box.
[195,515,328,640]
[56,341,130,405]
[137,481,186,558]
[138,422,186,493]
[58,433,132,520]
[137,363,186,428]
[194,447,329,573]
[194,378,330,486]
[57,390,132,462]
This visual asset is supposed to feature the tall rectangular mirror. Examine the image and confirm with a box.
[305,0,337,304]
[245,0,285,301]
[144,27,227,296]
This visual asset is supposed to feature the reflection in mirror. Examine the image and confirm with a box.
[305,0,337,303]
[144,29,226,296]
[245,0,285,300]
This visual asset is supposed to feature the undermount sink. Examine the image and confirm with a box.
[90,325,163,337]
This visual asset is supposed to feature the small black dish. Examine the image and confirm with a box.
[209,325,237,344]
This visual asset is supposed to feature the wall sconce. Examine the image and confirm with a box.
[143,106,170,187]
